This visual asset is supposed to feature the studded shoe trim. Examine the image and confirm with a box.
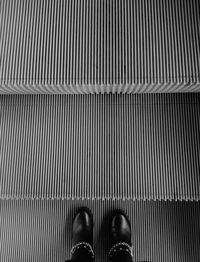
[71,242,95,259]
[108,242,133,259]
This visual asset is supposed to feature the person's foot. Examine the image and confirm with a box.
[108,210,133,260]
[72,207,93,246]
[110,210,132,246]
[71,207,94,260]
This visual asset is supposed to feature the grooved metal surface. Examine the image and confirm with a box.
[0,0,200,94]
[1,94,200,200]
[1,200,200,262]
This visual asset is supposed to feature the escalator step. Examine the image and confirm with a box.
[1,0,200,94]
[1,199,200,262]
[1,94,199,200]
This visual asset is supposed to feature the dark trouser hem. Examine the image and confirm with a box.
[66,247,94,262]
[109,251,133,262]
[108,243,133,262]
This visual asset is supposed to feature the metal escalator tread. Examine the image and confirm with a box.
[1,199,200,262]
[0,0,200,94]
[1,93,199,200]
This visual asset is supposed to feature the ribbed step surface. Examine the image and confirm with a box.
[1,200,200,262]
[1,94,199,200]
[0,0,200,94]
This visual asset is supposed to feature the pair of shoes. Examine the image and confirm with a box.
[71,207,132,260]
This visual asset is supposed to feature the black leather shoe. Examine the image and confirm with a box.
[72,207,93,246]
[110,210,132,246]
